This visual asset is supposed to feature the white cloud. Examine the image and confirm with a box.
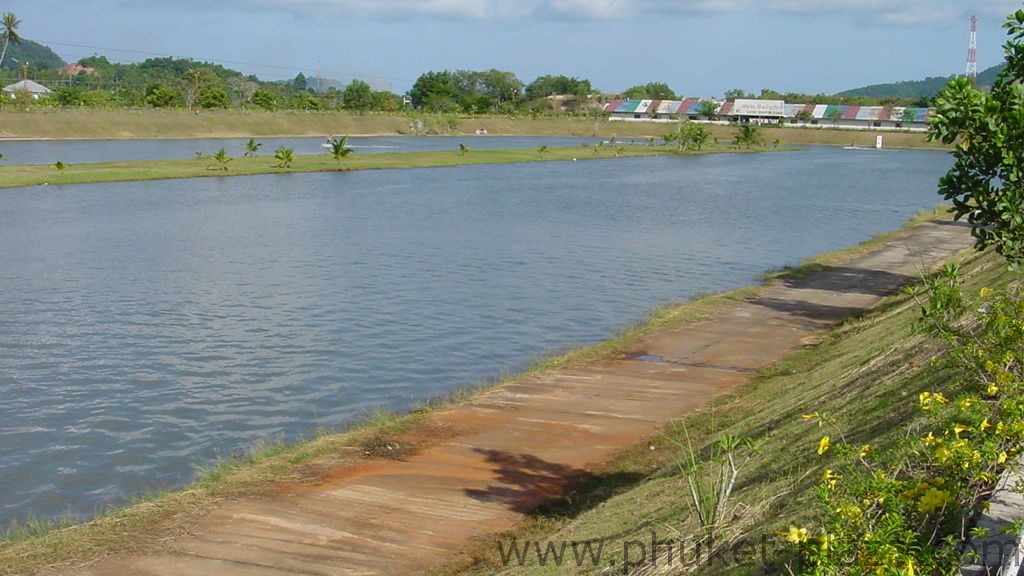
[532,0,752,19]
[115,0,1024,25]
[764,0,1004,25]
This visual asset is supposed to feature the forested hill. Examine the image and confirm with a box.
[0,39,65,71]
[837,64,1005,99]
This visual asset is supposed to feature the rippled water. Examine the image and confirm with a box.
[0,146,951,528]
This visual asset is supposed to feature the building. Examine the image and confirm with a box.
[603,98,933,131]
[3,79,53,100]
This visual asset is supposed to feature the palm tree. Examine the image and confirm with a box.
[243,138,262,157]
[0,12,21,71]
[209,148,231,171]
[733,124,763,149]
[327,136,353,165]
[273,146,295,168]
[689,125,711,151]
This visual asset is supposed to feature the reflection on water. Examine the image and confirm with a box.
[0,146,951,527]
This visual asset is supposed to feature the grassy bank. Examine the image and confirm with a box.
[0,108,945,149]
[429,229,1010,576]
[0,142,766,190]
[0,209,977,575]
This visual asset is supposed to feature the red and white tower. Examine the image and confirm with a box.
[966,14,978,82]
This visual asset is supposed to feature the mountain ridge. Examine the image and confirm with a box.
[837,64,1005,99]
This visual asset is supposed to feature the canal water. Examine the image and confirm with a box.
[0,145,951,528]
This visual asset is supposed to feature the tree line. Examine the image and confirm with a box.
[0,10,927,114]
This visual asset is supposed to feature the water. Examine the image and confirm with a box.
[0,146,952,528]
[0,135,604,165]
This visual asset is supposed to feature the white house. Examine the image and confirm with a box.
[3,79,53,100]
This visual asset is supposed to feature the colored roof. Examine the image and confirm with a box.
[2,80,51,94]
[602,98,933,123]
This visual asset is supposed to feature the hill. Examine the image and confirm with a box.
[0,38,65,71]
[837,63,1005,99]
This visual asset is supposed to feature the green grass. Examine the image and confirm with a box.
[429,248,1013,576]
[0,143,768,190]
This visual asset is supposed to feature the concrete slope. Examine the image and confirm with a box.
[75,220,973,576]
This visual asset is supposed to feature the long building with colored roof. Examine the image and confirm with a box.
[603,98,933,131]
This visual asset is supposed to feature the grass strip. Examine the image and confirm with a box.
[0,144,768,190]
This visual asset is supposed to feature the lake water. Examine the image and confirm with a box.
[0,145,952,528]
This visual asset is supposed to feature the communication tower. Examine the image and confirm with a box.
[966,14,978,82]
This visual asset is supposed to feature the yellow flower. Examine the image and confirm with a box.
[953,423,971,438]
[959,398,973,410]
[822,469,840,489]
[917,487,953,512]
[999,452,1008,464]
[801,413,816,421]
[817,435,831,455]
[988,383,1000,397]
[906,558,916,576]
[781,525,809,543]
[859,444,872,458]
[836,504,862,521]
[921,432,937,445]
[980,286,993,298]
[919,392,950,411]
[980,418,992,432]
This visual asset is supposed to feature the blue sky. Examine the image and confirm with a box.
[5,0,1022,97]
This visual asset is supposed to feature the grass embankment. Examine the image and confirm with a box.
[0,108,945,149]
[428,220,1014,576]
[0,209,980,575]
[0,143,760,190]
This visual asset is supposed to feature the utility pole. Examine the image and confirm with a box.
[966,14,978,84]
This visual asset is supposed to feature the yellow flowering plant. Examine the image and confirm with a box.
[784,270,1024,574]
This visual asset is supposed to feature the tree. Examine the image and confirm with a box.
[342,79,374,111]
[209,148,231,171]
[623,82,676,100]
[144,83,179,107]
[524,75,592,101]
[723,88,748,100]
[0,12,21,71]
[928,8,1024,264]
[198,87,230,108]
[826,107,843,126]
[794,108,813,124]
[227,76,259,105]
[327,136,353,165]
[251,89,279,111]
[293,72,308,91]
[733,124,763,148]
[695,100,718,120]
[479,69,523,107]
[409,70,458,110]
[273,146,294,168]
[688,124,711,150]
[181,68,221,110]
[243,138,262,157]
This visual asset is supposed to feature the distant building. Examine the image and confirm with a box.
[603,98,933,130]
[3,79,53,100]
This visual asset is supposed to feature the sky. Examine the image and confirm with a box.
[4,0,1023,97]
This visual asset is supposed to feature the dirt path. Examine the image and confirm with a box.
[73,220,973,576]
